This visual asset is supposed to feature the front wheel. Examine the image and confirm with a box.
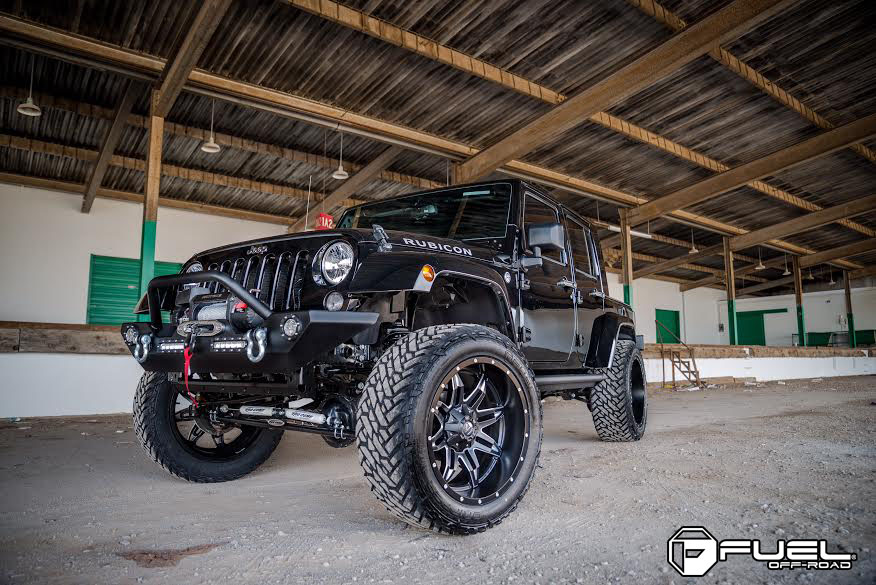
[133,372,283,482]
[589,339,647,441]
[357,324,542,534]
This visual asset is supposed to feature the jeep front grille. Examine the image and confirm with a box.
[203,250,306,312]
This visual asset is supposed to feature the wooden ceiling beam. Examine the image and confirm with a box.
[729,195,876,252]
[0,171,299,225]
[633,243,724,279]
[849,265,876,281]
[288,145,403,232]
[737,275,794,296]
[603,248,759,280]
[0,87,443,192]
[0,133,365,208]
[0,15,844,261]
[629,0,876,165]
[453,0,794,182]
[285,0,563,105]
[799,239,876,268]
[285,2,873,239]
[628,113,876,226]
[81,80,141,213]
[152,0,232,118]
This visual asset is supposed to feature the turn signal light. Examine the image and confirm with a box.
[421,265,436,283]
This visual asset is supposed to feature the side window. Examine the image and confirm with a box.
[586,230,602,279]
[565,217,593,277]
[523,194,565,265]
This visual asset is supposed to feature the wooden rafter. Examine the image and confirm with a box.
[633,243,724,279]
[849,265,876,280]
[679,257,786,292]
[288,145,403,232]
[799,239,876,268]
[0,87,443,192]
[152,0,232,118]
[453,0,794,182]
[0,171,299,225]
[628,113,876,226]
[737,275,794,296]
[285,0,563,105]
[0,134,364,208]
[628,0,876,165]
[284,0,875,239]
[81,80,140,213]
[729,195,876,252]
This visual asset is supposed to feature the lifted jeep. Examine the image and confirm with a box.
[123,179,646,534]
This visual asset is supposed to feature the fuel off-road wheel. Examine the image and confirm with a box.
[133,372,283,482]
[357,324,542,534]
[589,340,647,441]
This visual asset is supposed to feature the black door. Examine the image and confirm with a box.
[520,193,576,364]
[565,216,605,366]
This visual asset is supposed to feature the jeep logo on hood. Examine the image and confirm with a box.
[401,238,473,256]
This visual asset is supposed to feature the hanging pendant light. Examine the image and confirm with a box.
[828,265,835,286]
[332,132,349,180]
[754,246,766,270]
[782,254,790,276]
[201,99,220,153]
[688,228,699,254]
[806,268,815,281]
[17,55,42,117]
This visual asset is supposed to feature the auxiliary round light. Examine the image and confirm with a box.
[124,326,139,345]
[324,291,345,312]
[282,315,302,338]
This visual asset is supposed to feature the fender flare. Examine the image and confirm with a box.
[585,312,638,369]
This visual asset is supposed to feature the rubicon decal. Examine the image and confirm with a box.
[401,238,472,256]
[667,526,856,576]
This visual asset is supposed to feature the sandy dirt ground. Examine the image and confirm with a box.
[0,376,873,585]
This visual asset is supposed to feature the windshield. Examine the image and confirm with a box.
[337,183,512,242]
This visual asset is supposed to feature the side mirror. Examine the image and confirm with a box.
[526,222,565,255]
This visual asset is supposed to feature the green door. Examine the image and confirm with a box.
[736,311,766,346]
[87,255,181,325]
[655,309,681,344]
[736,308,788,346]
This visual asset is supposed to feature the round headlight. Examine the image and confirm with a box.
[324,291,345,311]
[317,241,354,286]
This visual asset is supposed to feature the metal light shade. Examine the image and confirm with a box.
[17,96,41,117]
[201,139,221,153]
[332,164,349,180]
[754,262,766,270]
[782,268,790,276]
[688,246,699,254]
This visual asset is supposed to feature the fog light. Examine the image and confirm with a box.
[124,326,138,345]
[324,291,344,311]
[282,315,302,338]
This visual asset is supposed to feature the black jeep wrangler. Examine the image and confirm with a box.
[122,179,646,534]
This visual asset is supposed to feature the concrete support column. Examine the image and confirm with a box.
[138,91,163,319]
[844,271,856,348]
[619,208,633,307]
[792,255,806,346]
[722,237,737,345]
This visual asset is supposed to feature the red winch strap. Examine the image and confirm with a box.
[183,345,199,407]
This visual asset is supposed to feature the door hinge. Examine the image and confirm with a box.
[576,333,586,347]
[520,326,532,342]
[520,278,531,291]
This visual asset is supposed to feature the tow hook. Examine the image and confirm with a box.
[134,333,152,363]
[246,327,268,363]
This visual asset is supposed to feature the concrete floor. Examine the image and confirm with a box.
[1,376,874,585]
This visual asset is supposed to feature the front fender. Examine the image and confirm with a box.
[585,312,637,369]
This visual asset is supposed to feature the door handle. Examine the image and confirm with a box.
[556,278,575,289]
[589,289,606,299]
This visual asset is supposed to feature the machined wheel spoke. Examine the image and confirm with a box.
[460,449,480,489]
[477,410,504,430]
[464,374,487,409]
[476,404,504,417]
[473,431,502,458]
[174,408,194,422]
[212,433,225,447]
[442,447,461,482]
[449,374,464,407]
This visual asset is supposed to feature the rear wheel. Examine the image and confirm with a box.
[133,372,283,482]
[589,340,647,441]
[357,324,542,534]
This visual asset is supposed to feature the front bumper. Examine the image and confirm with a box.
[121,310,379,374]
[122,270,378,374]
